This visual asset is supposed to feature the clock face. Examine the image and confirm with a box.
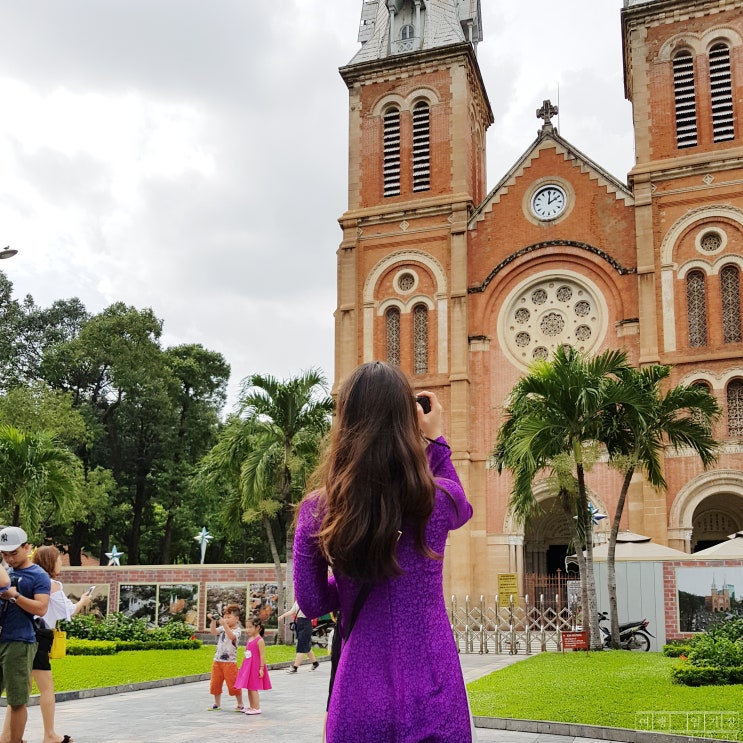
[530,184,567,220]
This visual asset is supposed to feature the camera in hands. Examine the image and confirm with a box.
[416,395,431,414]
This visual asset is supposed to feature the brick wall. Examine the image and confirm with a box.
[58,563,281,632]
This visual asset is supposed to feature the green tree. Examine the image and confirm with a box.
[0,425,80,536]
[198,369,332,623]
[602,365,720,647]
[492,346,635,650]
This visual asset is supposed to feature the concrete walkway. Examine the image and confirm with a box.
[13,653,648,743]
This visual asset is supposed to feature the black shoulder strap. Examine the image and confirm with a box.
[327,583,371,710]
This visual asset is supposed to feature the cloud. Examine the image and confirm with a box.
[0,0,632,410]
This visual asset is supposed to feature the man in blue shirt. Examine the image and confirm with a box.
[0,526,51,743]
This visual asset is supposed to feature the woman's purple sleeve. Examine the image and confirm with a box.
[293,496,340,618]
[427,437,472,530]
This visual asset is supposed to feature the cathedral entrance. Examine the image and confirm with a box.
[522,496,580,608]
[691,492,743,552]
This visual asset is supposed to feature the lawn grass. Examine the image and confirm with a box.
[40,644,327,694]
[467,651,743,733]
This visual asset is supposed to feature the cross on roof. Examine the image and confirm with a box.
[537,99,558,130]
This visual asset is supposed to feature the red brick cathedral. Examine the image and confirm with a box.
[333,0,743,598]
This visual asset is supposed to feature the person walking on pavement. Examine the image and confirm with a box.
[278,601,319,673]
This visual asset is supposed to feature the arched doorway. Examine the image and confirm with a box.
[669,470,743,552]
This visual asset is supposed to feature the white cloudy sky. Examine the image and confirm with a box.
[0,0,631,411]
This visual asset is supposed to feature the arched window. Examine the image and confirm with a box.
[386,307,401,365]
[412,101,431,193]
[726,379,743,437]
[709,43,735,142]
[673,50,698,148]
[690,381,713,431]
[413,304,428,375]
[721,264,742,343]
[401,24,414,41]
[686,270,707,346]
[383,107,401,197]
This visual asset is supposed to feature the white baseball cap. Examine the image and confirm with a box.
[0,526,28,552]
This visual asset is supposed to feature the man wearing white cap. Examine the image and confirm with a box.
[0,526,51,743]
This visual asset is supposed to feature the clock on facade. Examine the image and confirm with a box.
[530,184,567,220]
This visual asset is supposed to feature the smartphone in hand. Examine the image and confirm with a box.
[86,586,96,596]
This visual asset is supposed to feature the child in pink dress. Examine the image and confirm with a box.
[235,616,271,714]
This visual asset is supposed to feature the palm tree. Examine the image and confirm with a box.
[602,365,721,647]
[492,346,635,650]
[0,424,79,535]
[198,369,332,626]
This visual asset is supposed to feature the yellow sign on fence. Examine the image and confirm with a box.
[497,573,520,605]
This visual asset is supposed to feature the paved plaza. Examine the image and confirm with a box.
[13,653,626,743]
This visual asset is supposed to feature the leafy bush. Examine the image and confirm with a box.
[686,634,743,668]
[62,614,194,643]
[671,617,743,686]
[663,642,691,658]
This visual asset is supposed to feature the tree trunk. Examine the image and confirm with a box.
[608,467,634,648]
[283,504,295,646]
[68,521,84,566]
[577,463,601,650]
[262,512,284,643]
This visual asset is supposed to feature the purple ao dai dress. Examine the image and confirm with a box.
[293,437,473,743]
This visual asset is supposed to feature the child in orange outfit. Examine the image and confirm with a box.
[208,604,244,711]
[235,616,271,714]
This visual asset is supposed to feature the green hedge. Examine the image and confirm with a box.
[669,618,743,686]
[66,638,202,655]
[672,664,743,686]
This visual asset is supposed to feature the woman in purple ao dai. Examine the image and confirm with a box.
[293,361,473,743]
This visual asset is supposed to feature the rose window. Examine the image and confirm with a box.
[531,289,547,305]
[499,276,605,367]
[556,285,573,302]
[700,232,722,252]
[541,312,565,336]
[397,272,415,292]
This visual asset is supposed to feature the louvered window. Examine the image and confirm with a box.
[721,265,742,343]
[709,43,735,142]
[386,307,401,365]
[413,304,428,375]
[727,379,743,437]
[686,270,707,347]
[673,51,698,148]
[412,101,431,192]
[383,107,401,197]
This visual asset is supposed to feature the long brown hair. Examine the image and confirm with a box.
[311,361,438,581]
[33,545,60,579]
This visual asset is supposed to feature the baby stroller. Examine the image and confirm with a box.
[311,613,336,648]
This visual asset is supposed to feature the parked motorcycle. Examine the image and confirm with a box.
[597,611,653,651]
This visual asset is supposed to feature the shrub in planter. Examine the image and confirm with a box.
[663,642,691,658]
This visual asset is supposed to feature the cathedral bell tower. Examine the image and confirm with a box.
[622,0,743,548]
[335,0,492,382]
[335,0,492,595]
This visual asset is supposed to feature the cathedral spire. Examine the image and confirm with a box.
[349,0,483,65]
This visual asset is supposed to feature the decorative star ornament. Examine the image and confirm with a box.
[588,503,607,525]
[105,545,124,566]
[194,527,213,564]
